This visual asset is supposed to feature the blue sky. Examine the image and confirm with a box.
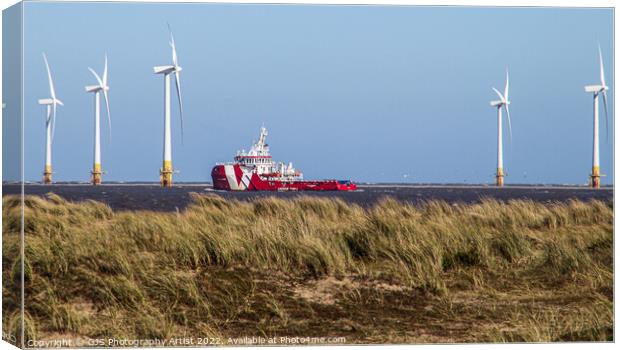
[7,2,615,184]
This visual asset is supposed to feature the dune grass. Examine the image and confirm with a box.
[2,193,613,345]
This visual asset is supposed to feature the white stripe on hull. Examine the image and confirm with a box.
[224,164,246,190]
[240,173,252,188]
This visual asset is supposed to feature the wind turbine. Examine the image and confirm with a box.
[584,45,610,188]
[153,24,184,187]
[85,55,111,185]
[489,70,512,187]
[38,53,63,184]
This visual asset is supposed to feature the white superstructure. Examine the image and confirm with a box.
[233,126,302,180]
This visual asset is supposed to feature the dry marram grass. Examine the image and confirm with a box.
[2,193,613,345]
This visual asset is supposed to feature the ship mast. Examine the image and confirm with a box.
[257,126,268,149]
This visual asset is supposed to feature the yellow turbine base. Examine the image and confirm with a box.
[591,166,601,189]
[496,168,504,187]
[160,160,173,187]
[43,165,52,184]
[91,163,102,185]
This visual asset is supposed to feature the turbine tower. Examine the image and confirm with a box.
[38,53,63,184]
[584,45,609,189]
[85,55,112,185]
[153,24,184,187]
[489,70,512,187]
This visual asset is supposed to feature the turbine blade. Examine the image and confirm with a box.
[42,53,56,100]
[103,89,112,140]
[88,67,105,88]
[504,70,509,101]
[103,54,108,87]
[174,70,184,143]
[599,44,606,88]
[602,91,609,142]
[505,104,513,145]
[102,56,111,139]
[168,23,178,67]
[51,102,57,143]
[492,87,504,101]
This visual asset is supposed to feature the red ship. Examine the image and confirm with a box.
[211,127,357,191]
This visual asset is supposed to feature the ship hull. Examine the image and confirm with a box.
[211,164,357,191]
